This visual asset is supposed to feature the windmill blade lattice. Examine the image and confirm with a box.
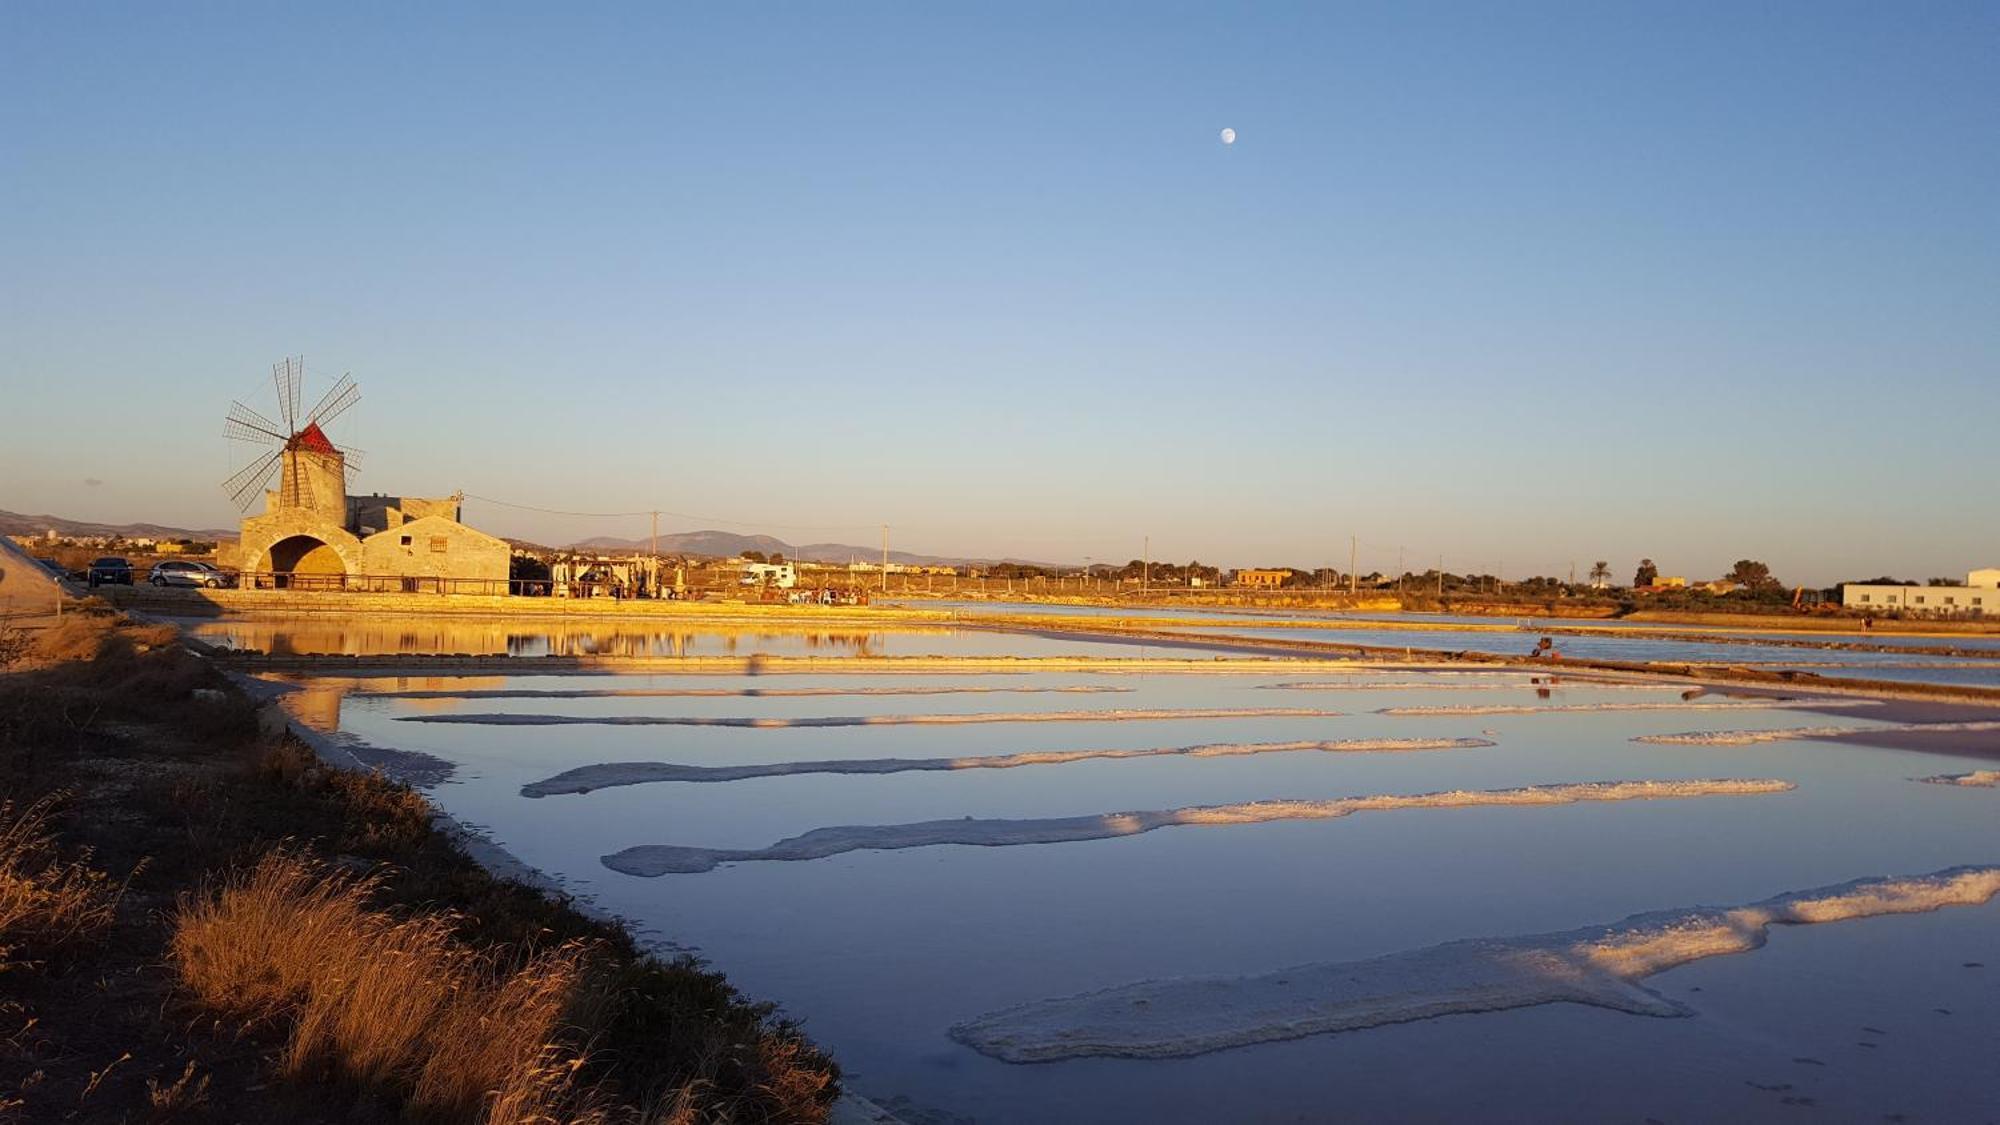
[221,356,363,511]
[307,373,359,428]
[223,449,284,510]
[225,401,288,445]
[272,357,302,433]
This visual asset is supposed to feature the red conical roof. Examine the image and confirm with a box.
[290,421,339,455]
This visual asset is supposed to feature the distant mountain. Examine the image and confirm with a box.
[0,508,235,542]
[0,507,1058,568]
[564,528,1054,569]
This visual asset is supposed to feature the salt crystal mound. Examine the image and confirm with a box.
[1916,770,2000,788]
[1378,699,1884,717]
[360,685,1136,700]
[522,737,1495,798]
[398,706,1346,729]
[601,778,1792,876]
[1637,719,2000,746]
[950,864,2000,1063]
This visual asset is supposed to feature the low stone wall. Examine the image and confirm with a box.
[103,585,952,625]
[216,652,1365,674]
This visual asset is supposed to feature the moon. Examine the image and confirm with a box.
[1219,127,1237,145]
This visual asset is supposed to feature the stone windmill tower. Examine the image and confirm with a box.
[222,357,362,516]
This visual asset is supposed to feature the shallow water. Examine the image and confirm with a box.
[1161,622,2000,673]
[292,637,2000,1123]
[169,617,1167,659]
[914,597,2000,648]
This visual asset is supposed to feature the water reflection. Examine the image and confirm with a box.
[176,617,946,658]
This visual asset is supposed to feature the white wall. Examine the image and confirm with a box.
[1842,584,1996,615]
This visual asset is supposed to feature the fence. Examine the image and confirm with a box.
[220,568,1399,604]
[233,571,696,600]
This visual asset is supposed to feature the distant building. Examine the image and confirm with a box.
[739,562,797,589]
[1234,568,1294,588]
[233,429,508,591]
[1842,569,2000,616]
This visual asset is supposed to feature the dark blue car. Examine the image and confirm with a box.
[87,557,133,587]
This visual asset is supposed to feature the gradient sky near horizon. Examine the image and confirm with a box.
[3,3,1995,585]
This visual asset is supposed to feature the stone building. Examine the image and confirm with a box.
[234,431,509,592]
[1233,568,1295,588]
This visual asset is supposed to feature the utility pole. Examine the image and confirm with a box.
[880,525,889,593]
[1348,536,1358,596]
[1397,546,1405,597]
[650,511,659,560]
[1437,554,1443,597]
[1568,560,1575,587]
[1143,536,1150,595]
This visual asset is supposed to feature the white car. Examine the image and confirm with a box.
[149,560,230,588]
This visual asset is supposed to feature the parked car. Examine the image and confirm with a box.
[87,557,134,587]
[149,560,230,588]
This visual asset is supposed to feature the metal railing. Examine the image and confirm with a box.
[230,571,689,598]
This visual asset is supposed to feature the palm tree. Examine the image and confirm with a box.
[1588,560,1612,588]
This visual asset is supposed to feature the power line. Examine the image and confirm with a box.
[460,493,884,533]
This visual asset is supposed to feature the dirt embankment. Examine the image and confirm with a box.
[0,609,840,1123]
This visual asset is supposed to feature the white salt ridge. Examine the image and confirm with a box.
[1379,699,1883,717]
[522,737,1495,798]
[1266,679,1677,693]
[601,778,1792,876]
[1917,770,2000,787]
[1637,719,2000,745]
[398,706,1346,729]
[360,685,1135,700]
[950,864,2000,1063]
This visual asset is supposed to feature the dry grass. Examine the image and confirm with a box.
[173,852,605,1124]
[27,615,122,663]
[145,1061,212,1117]
[0,622,30,668]
[2,609,836,1123]
[0,795,121,964]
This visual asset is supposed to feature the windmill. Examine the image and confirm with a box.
[223,357,364,514]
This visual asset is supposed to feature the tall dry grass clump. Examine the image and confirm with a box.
[0,795,121,962]
[172,851,604,1123]
[170,850,381,1016]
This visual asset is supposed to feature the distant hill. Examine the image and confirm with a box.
[0,507,1057,568]
[0,508,235,542]
[567,529,1054,569]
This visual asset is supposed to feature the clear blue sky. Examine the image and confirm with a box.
[3,3,1995,584]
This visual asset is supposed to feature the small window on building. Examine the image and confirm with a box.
[1914,595,1925,605]
[400,535,413,546]
[1859,594,1870,603]
[1945,597,1956,606]
[430,537,449,554]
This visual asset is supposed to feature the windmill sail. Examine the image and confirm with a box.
[222,357,360,512]
[224,449,284,510]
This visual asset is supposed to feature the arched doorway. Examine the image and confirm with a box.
[267,534,346,590]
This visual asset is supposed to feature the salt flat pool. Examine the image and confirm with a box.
[280,643,2000,1123]
[170,617,1167,660]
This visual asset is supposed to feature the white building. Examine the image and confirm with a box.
[739,562,797,589]
[1842,569,2000,616]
